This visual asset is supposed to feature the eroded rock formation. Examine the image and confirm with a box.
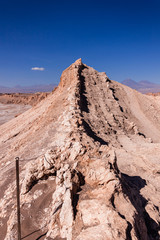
[0,59,160,239]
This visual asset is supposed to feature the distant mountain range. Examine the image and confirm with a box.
[1,79,160,94]
[0,84,56,93]
[121,79,160,93]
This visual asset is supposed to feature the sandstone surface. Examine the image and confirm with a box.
[0,59,160,240]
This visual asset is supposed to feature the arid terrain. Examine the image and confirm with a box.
[0,92,51,125]
[0,59,160,240]
[0,103,31,126]
[0,92,51,106]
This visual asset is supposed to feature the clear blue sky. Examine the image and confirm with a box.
[0,0,159,87]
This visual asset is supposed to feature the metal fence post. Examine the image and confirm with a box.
[15,157,21,240]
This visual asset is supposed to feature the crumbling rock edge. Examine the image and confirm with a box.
[1,59,160,240]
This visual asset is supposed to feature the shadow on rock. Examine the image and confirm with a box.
[121,174,160,240]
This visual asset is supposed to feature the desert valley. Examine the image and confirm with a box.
[0,59,160,240]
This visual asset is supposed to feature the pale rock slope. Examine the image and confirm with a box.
[0,59,160,240]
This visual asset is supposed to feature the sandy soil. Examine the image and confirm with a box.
[0,103,31,126]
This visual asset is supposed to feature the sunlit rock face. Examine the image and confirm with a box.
[0,59,160,240]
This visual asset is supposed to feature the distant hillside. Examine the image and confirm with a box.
[0,92,51,106]
[121,78,160,93]
[0,84,56,93]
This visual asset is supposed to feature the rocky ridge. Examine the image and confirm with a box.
[0,59,160,239]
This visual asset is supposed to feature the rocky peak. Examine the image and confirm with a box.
[74,58,82,66]
[59,58,83,89]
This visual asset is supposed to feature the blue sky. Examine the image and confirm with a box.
[0,0,160,87]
